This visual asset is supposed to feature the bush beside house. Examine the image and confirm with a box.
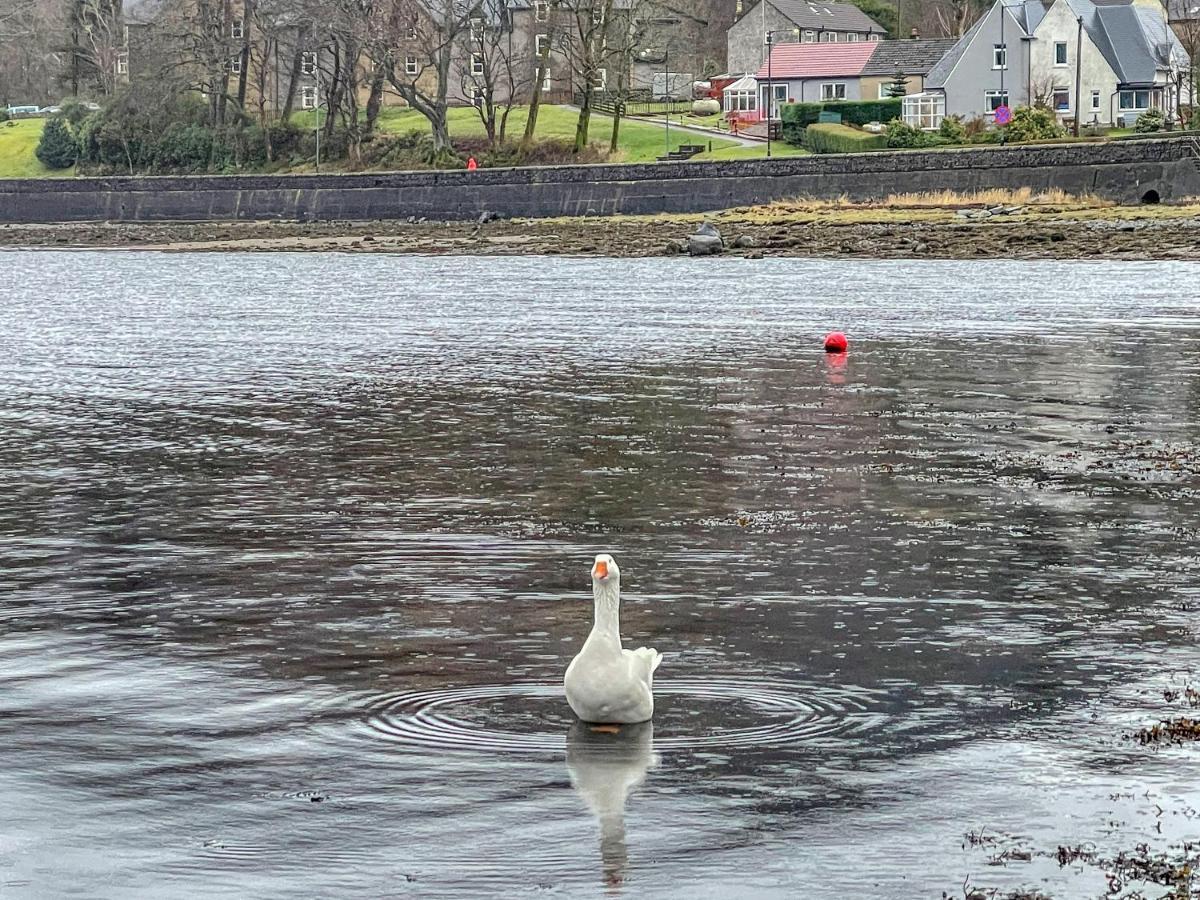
[803,123,887,153]
[782,98,902,144]
[1134,109,1165,133]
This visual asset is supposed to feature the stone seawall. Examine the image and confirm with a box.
[4,137,1199,224]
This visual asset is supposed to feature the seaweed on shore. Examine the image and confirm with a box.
[1134,718,1200,746]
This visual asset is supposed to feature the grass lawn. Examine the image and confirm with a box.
[0,119,71,178]
[366,104,743,162]
[695,142,809,161]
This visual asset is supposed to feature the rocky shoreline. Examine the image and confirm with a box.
[3,201,1199,259]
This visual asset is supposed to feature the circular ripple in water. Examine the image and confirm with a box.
[359,678,882,754]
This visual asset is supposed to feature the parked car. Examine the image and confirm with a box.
[6,105,41,117]
[40,105,62,114]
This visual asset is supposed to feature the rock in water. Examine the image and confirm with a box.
[688,222,724,256]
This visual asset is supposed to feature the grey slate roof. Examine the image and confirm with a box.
[926,0,1185,91]
[860,38,958,75]
[924,11,1000,89]
[761,0,888,34]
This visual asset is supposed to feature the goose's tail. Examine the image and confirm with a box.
[634,646,663,676]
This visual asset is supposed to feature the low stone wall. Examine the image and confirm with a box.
[4,137,1198,224]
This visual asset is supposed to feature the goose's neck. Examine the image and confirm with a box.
[591,579,622,643]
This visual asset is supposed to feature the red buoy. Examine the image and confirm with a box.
[823,331,848,353]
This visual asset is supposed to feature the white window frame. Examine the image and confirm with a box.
[535,33,550,56]
[594,67,607,90]
[535,0,549,21]
[470,18,484,42]
[1054,41,1067,66]
[231,18,244,40]
[820,82,846,101]
[300,86,316,109]
[542,68,553,91]
[902,92,944,129]
[301,52,316,75]
[592,7,603,25]
[802,29,815,42]
[878,82,896,99]
[819,30,833,42]
[406,24,418,40]
[869,33,881,41]
[471,52,485,76]
[1052,87,1070,111]
[993,43,1007,70]
[1091,89,1101,111]
[116,52,129,75]
[847,32,859,41]
[1118,89,1151,110]
[405,55,418,75]
[985,89,1009,113]
[229,55,242,74]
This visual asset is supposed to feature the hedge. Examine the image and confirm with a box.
[781,98,902,145]
[802,123,888,153]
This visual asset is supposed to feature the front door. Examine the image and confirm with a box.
[760,83,788,120]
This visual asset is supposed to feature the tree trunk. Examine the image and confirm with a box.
[364,61,386,136]
[574,83,592,152]
[324,38,342,141]
[279,32,305,122]
[522,31,554,151]
[609,97,620,153]
[236,0,253,113]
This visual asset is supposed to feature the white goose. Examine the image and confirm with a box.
[564,554,662,724]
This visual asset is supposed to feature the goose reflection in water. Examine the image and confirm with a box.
[566,720,658,890]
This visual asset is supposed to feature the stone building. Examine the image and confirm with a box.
[727,0,886,76]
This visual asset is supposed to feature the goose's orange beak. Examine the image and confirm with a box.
[593,560,609,579]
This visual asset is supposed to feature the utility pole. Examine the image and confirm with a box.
[1074,14,1083,136]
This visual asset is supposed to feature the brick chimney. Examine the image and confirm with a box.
[909,26,920,38]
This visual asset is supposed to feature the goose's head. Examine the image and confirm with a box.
[591,553,620,587]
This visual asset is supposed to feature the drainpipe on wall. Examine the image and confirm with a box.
[1023,36,1033,106]
[1110,90,1118,127]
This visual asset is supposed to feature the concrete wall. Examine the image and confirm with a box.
[2,137,1197,224]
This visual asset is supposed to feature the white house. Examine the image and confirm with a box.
[909,0,1189,129]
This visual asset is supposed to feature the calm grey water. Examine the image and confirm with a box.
[2,251,1199,899]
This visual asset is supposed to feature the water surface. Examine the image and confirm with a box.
[2,252,1199,898]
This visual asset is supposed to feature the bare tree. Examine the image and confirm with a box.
[458,0,532,146]
[557,0,617,152]
[366,0,472,151]
[521,0,559,152]
[66,0,124,96]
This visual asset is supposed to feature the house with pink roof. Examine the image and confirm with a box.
[753,42,879,120]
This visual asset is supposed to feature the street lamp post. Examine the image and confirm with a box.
[664,46,670,155]
[763,28,797,159]
[766,31,773,158]
[314,54,322,173]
